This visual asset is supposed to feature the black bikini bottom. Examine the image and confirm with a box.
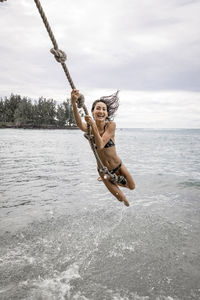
[98,161,127,186]
[110,162,122,174]
[98,161,122,174]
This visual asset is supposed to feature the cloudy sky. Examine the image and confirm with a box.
[0,0,200,128]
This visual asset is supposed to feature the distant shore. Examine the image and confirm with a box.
[0,123,79,130]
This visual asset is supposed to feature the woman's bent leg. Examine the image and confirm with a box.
[118,164,135,190]
[100,173,130,206]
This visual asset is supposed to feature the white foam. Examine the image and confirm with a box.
[108,241,138,257]
[25,263,82,300]
[106,290,150,300]
[155,297,177,300]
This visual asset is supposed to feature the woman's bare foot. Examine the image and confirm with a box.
[97,176,102,181]
[117,196,129,206]
[123,198,130,206]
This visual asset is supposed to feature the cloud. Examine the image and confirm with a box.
[0,0,200,128]
[120,90,200,128]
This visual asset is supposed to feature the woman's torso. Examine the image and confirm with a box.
[94,122,121,170]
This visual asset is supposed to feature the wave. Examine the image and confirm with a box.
[1,200,31,209]
[179,180,200,189]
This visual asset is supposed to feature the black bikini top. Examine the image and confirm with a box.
[104,138,115,148]
[103,123,115,148]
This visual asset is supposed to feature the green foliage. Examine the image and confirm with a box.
[0,94,79,128]
[0,94,21,122]
[56,104,66,127]
[14,97,34,126]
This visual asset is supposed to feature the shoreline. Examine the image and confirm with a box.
[0,124,79,130]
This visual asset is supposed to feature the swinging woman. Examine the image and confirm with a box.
[71,89,135,206]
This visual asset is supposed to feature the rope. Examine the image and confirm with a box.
[33,0,119,183]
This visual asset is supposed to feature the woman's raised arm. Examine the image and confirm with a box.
[71,89,87,132]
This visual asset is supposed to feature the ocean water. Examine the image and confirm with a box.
[0,128,200,300]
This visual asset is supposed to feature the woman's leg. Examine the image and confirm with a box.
[99,172,130,206]
[117,164,135,190]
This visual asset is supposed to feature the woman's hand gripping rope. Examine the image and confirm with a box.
[85,115,95,127]
[71,89,80,104]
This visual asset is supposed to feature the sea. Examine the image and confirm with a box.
[0,128,200,300]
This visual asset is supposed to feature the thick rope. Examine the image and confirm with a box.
[33,0,118,183]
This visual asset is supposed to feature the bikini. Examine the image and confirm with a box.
[98,123,127,185]
[103,123,115,149]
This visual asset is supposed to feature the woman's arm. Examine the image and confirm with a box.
[71,90,87,132]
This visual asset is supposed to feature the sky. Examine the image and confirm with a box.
[0,0,200,128]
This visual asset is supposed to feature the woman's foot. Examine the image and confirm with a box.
[97,176,102,181]
[123,198,130,206]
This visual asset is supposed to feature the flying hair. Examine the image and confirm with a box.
[91,91,120,121]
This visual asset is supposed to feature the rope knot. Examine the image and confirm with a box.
[110,173,118,183]
[76,94,85,108]
[50,48,67,63]
[99,167,108,174]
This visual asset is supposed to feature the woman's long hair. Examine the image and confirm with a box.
[91,91,119,121]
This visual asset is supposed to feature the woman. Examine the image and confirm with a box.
[71,89,135,206]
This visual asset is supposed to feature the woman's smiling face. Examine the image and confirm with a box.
[92,101,108,121]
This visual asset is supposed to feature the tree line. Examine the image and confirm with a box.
[0,94,81,128]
